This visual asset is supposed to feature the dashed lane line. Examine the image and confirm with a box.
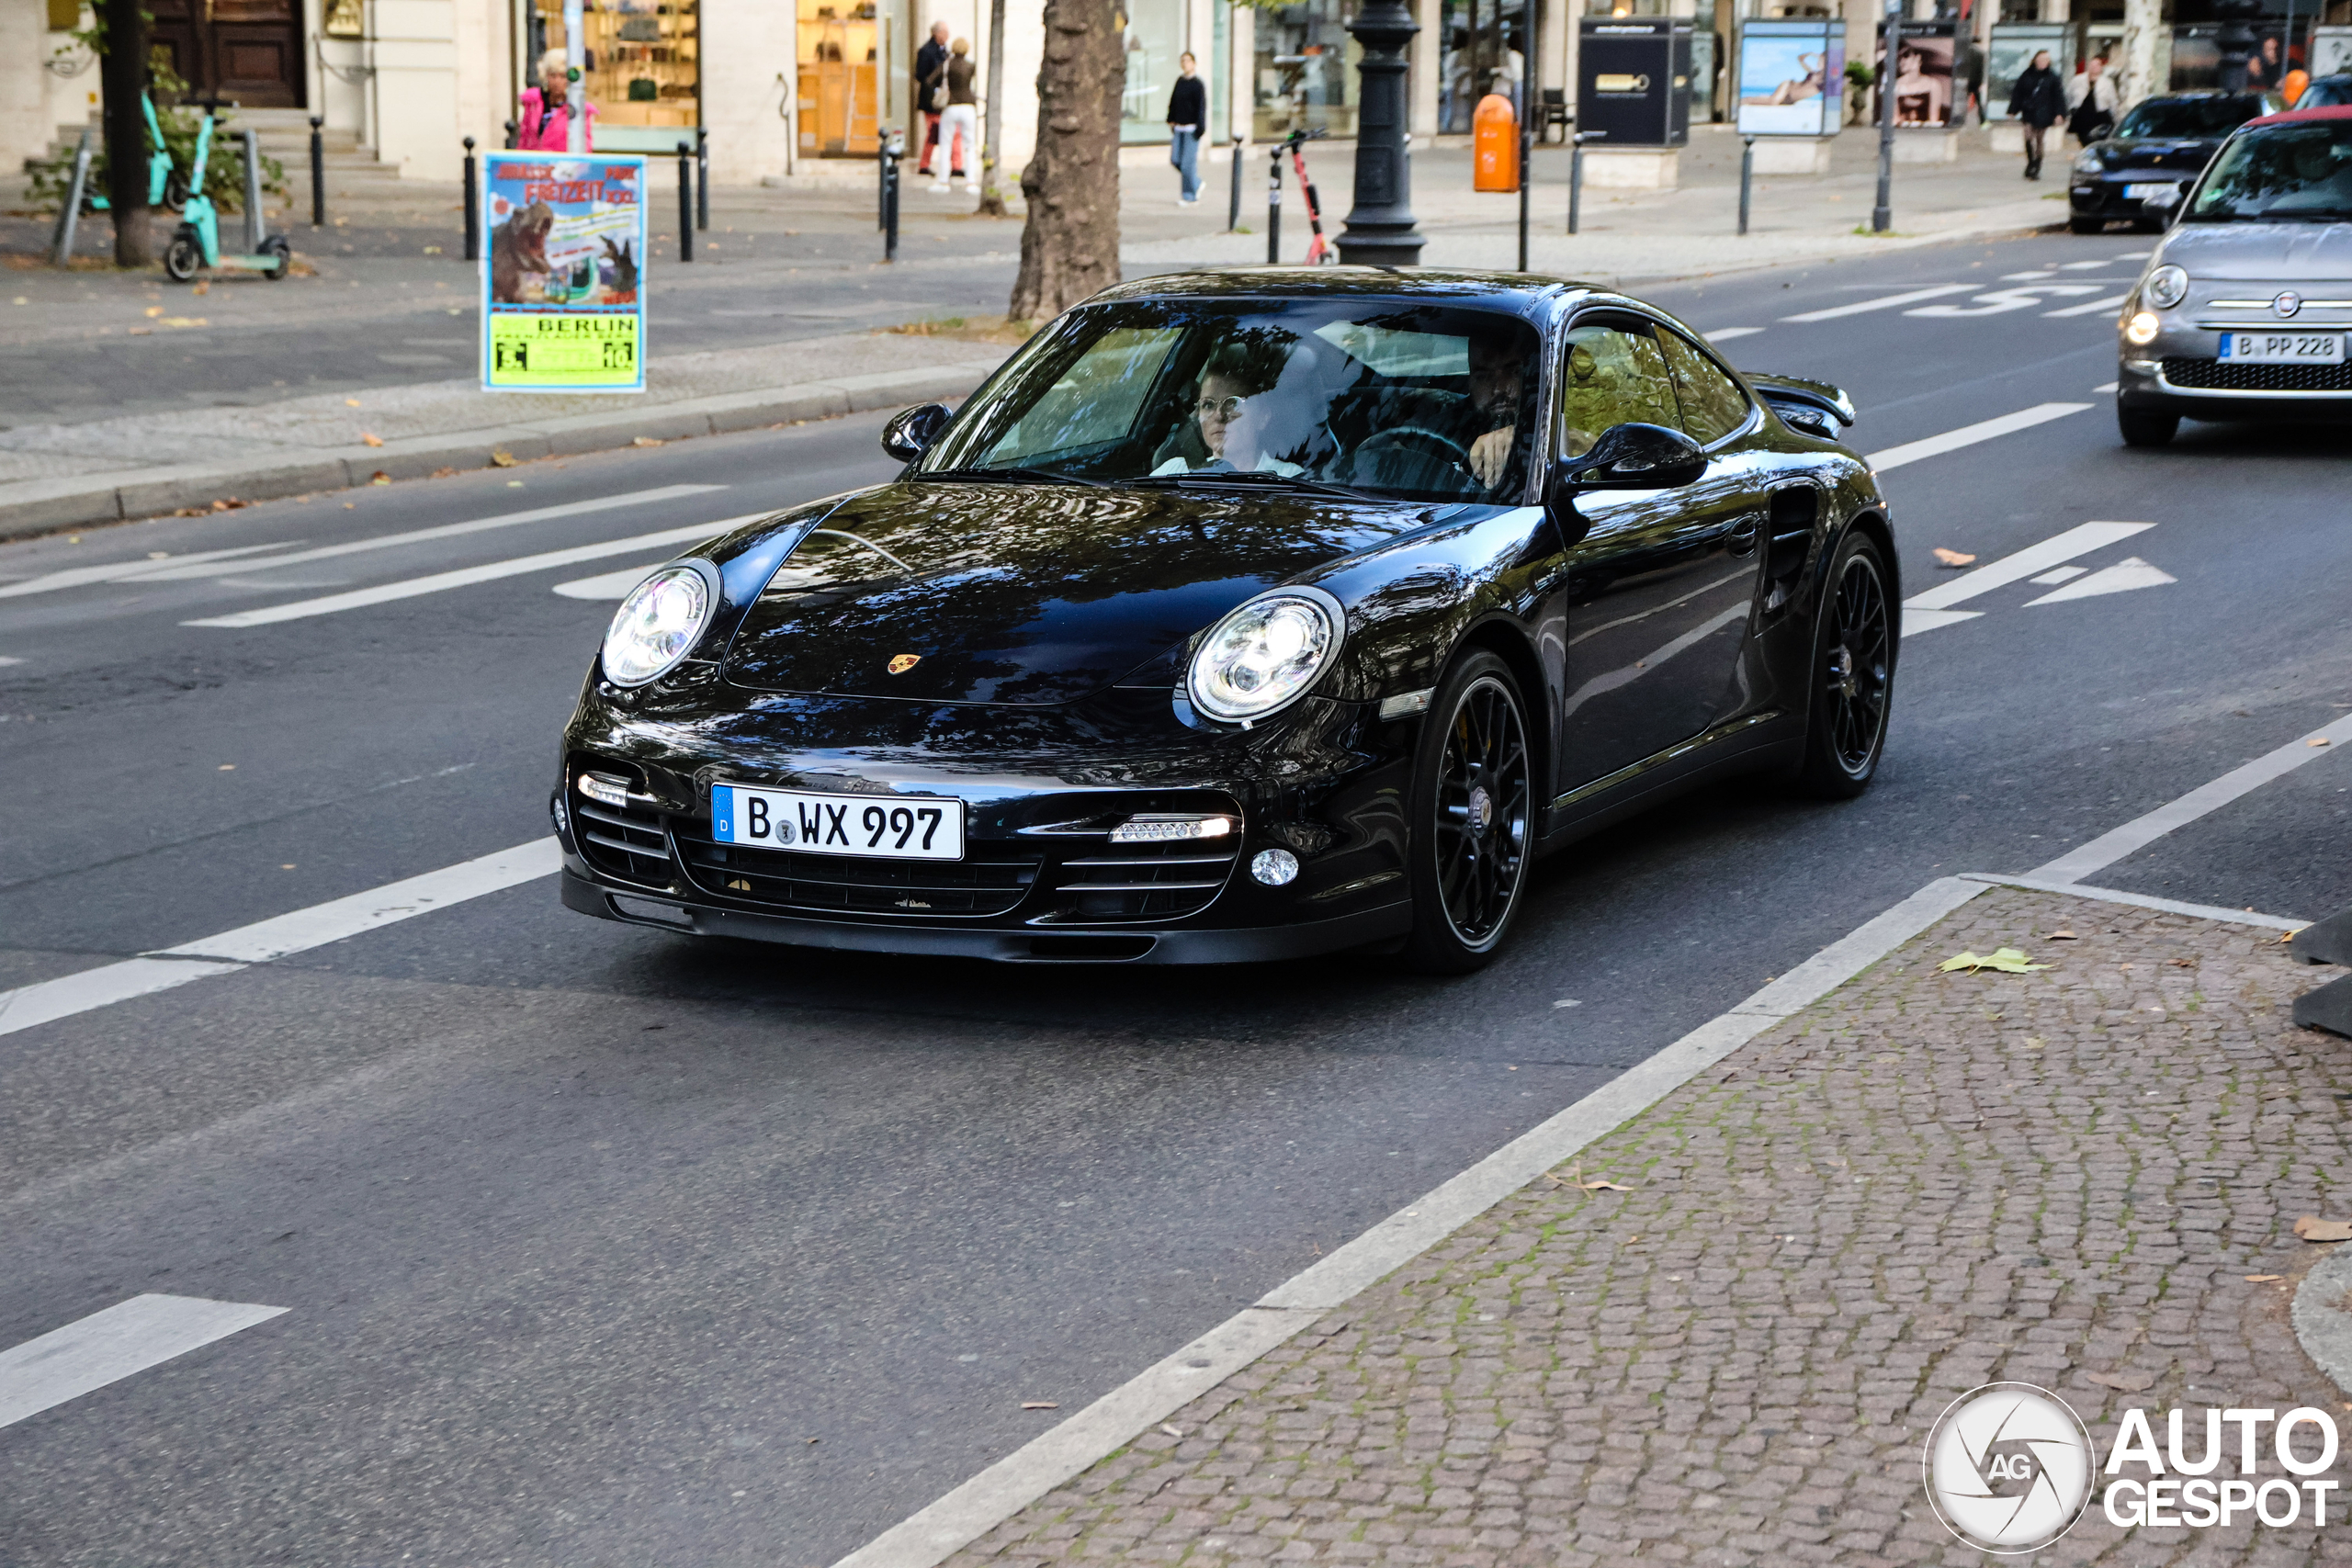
[2043,292,2131,319]
[1780,284,1973,322]
[0,838,560,1039]
[184,513,770,628]
[0,1294,288,1431]
[1864,401,2093,474]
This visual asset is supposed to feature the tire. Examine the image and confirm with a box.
[2068,215,2104,234]
[260,233,291,281]
[163,229,203,283]
[2119,405,2178,447]
[1401,650,1534,975]
[163,168,189,209]
[1792,532,1894,801]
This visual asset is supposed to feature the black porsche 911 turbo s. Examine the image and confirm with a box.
[554,270,1895,971]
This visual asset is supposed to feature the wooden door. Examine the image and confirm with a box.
[148,0,305,107]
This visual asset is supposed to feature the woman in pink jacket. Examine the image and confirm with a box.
[518,48,597,152]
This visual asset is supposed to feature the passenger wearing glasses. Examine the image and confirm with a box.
[1152,348,1306,476]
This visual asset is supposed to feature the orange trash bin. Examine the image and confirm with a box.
[1473,93,1519,193]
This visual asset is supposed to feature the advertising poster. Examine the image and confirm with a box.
[1737,22,1843,136]
[480,152,647,394]
[1877,25,1955,127]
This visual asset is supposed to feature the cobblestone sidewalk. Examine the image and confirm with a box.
[946,887,2352,1567]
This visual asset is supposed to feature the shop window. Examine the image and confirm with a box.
[535,0,702,134]
[1255,0,1362,138]
[800,0,880,156]
[1123,0,1189,141]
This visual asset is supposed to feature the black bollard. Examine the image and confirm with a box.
[1267,143,1283,265]
[504,118,518,152]
[1738,135,1754,236]
[882,131,903,262]
[1227,133,1245,232]
[677,141,695,262]
[310,115,326,228]
[695,130,710,231]
[463,137,480,260]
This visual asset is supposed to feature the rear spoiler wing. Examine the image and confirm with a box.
[1742,372,1857,437]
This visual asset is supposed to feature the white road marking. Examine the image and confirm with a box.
[2094,381,2120,393]
[1706,326,1766,341]
[0,1294,288,1430]
[1780,284,1973,322]
[0,655,22,666]
[184,514,769,628]
[2060,257,2121,270]
[2029,565,2087,585]
[1906,284,2106,318]
[130,485,725,582]
[1905,521,2153,612]
[0,839,560,1039]
[2042,292,2131,318]
[2023,555,2176,604]
[2115,251,2152,260]
[553,563,670,600]
[2030,711,2352,884]
[1900,607,1984,637]
[0,542,315,602]
[2002,269,2059,280]
[1866,402,2093,473]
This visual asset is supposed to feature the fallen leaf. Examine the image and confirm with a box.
[2048,931,2078,941]
[490,449,518,468]
[2312,738,2333,748]
[360,433,384,447]
[2086,1370,2155,1393]
[2245,1274,2283,1283]
[192,280,209,296]
[2280,931,2299,943]
[506,479,525,487]
[2295,1215,2352,1242]
[345,398,362,407]
[1021,1401,1059,1410]
[127,326,152,335]
[2170,958,2194,967]
[144,305,164,317]
[1931,547,1977,567]
[632,435,664,447]
[1563,1161,1632,1192]
[369,470,392,485]
[1939,947,2054,974]
[431,467,457,478]
[218,763,235,771]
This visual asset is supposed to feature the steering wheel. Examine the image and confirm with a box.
[1352,423,1471,474]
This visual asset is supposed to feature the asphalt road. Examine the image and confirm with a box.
[3,229,2349,1568]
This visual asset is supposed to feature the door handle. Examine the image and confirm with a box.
[1725,512,1762,557]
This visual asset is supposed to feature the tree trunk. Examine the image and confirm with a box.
[99,0,152,267]
[978,0,1011,216]
[1007,0,1123,322]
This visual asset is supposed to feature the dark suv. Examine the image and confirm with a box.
[2069,91,2281,233]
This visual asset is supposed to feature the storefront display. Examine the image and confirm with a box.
[535,0,702,138]
[798,0,878,156]
[1256,0,1361,140]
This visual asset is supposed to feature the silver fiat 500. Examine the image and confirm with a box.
[2116,104,2352,446]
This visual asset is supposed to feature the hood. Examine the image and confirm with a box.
[2158,221,2352,280]
[720,479,1426,705]
[2102,137,2222,167]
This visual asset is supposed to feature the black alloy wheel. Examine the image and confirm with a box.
[1403,650,1532,974]
[1793,534,1893,799]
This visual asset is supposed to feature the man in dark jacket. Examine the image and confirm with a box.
[2008,50,2066,179]
[1167,51,1207,204]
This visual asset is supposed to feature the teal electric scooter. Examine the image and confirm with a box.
[163,104,289,282]
[85,92,187,213]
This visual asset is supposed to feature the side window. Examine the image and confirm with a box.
[1658,333,1753,446]
[1555,322,1679,458]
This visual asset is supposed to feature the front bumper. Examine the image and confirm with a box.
[2120,349,2352,421]
[2069,174,2188,222]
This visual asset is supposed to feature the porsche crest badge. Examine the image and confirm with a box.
[888,653,922,675]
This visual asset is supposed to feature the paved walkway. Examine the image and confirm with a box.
[937,886,2352,1567]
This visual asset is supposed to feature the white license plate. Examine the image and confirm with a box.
[2217,332,2346,364]
[711,784,964,860]
[2123,182,2177,199]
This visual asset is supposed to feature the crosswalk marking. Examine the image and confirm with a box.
[0,1295,288,1430]
[1781,284,1973,322]
[1907,521,2153,612]
[184,514,769,628]
[2023,556,2176,604]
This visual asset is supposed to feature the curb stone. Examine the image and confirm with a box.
[2293,1243,2352,1395]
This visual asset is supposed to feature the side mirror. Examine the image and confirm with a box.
[1554,422,1709,498]
[882,401,953,463]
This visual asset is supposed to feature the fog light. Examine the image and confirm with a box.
[2124,310,2161,346]
[551,794,570,836]
[577,771,633,808]
[1109,814,1237,844]
[1250,848,1300,886]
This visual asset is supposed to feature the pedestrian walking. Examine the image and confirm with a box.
[1167,51,1205,205]
[931,39,978,192]
[2067,54,2119,146]
[2008,49,2065,179]
[517,47,596,152]
[915,21,950,179]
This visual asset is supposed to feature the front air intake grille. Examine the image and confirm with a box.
[1044,838,1240,922]
[2164,357,2352,392]
[676,828,1044,917]
[571,774,675,886]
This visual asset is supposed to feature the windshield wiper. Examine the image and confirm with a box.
[1139,469,1380,504]
[919,465,1107,488]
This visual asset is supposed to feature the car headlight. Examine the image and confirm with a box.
[602,563,716,686]
[2124,310,2162,345]
[2144,264,2189,309]
[1187,587,1344,724]
[2073,148,2104,175]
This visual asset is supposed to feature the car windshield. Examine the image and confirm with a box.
[2115,96,2264,139]
[917,298,1544,502]
[2296,79,2352,108]
[2186,120,2352,221]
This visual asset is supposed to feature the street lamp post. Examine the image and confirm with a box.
[1336,0,1425,265]
[1871,0,1899,233]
